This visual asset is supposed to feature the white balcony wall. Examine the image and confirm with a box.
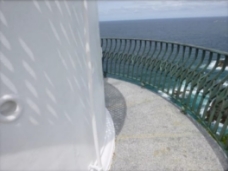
[0,1,114,170]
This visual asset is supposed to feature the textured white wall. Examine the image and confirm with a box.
[0,1,113,170]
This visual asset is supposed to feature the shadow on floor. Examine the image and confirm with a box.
[104,80,127,136]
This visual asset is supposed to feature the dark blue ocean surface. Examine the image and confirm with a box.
[99,17,228,52]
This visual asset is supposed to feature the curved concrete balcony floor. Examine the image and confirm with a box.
[104,78,228,171]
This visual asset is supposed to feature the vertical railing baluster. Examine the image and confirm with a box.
[104,39,112,74]
[161,44,175,92]
[156,43,169,89]
[212,97,227,134]
[118,39,131,76]
[109,39,119,74]
[144,41,157,84]
[129,40,139,78]
[171,46,188,98]
[124,39,133,77]
[102,38,108,74]
[181,48,199,100]
[218,114,228,140]
[140,41,154,83]
[175,46,194,100]
[152,42,166,87]
[192,52,214,114]
[125,40,136,78]
[166,45,181,94]
[112,39,122,75]
[149,42,162,85]
[135,40,148,80]
[185,49,206,108]
[190,50,209,111]
[131,40,145,79]
[201,55,228,121]
[107,39,117,73]
[115,39,126,75]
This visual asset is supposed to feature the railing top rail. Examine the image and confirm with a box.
[101,37,228,56]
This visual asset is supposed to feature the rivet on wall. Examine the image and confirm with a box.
[0,94,22,123]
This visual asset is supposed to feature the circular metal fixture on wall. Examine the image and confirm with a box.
[0,95,22,123]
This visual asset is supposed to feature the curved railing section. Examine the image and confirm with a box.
[101,38,228,155]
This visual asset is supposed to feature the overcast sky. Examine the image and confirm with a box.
[98,1,228,21]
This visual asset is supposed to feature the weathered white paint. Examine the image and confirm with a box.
[0,1,114,170]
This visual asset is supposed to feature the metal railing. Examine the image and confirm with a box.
[101,38,228,155]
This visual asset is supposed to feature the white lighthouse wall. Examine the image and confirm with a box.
[84,0,107,150]
[0,1,111,170]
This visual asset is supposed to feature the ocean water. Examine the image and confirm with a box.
[99,17,228,52]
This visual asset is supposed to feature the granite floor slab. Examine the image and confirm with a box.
[104,78,227,171]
